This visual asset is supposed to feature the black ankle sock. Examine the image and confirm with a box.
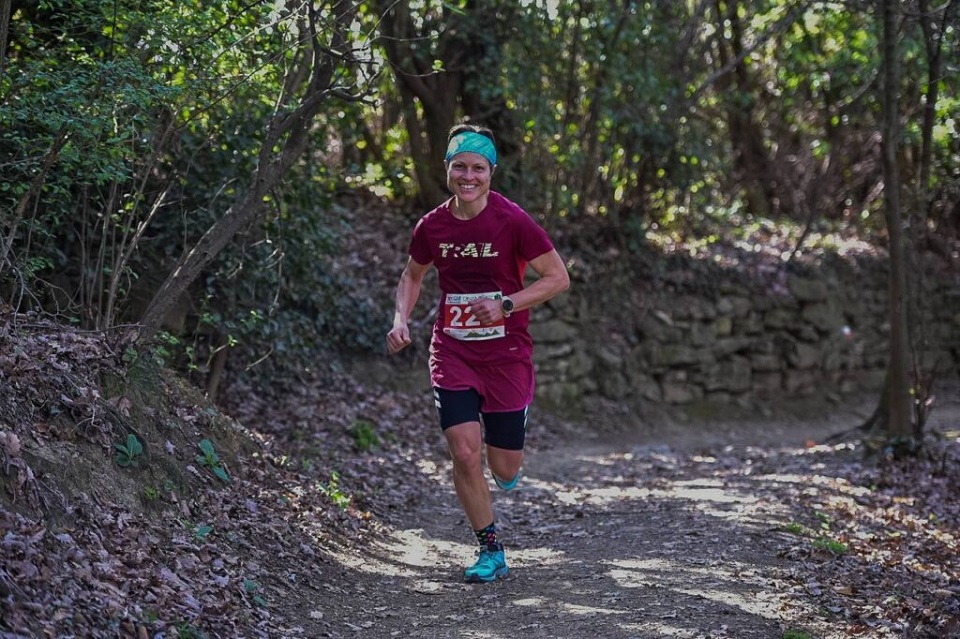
[474,522,502,551]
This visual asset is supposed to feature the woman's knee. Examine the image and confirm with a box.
[450,442,483,469]
[445,423,483,469]
[487,447,523,478]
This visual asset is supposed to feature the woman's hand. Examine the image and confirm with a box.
[386,323,412,354]
[467,298,506,325]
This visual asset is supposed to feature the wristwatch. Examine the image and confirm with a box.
[501,296,515,318]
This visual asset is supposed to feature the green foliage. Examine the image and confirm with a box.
[783,630,813,639]
[350,419,380,453]
[177,517,214,540]
[318,472,351,510]
[243,578,267,607]
[812,537,849,555]
[3,0,959,381]
[146,332,182,368]
[178,193,393,387]
[2,0,376,335]
[0,0,180,325]
[785,512,848,555]
[195,439,230,482]
[114,434,143,467]
[498,1,712,228]
[193,524,213,540]
[172,622,208,639]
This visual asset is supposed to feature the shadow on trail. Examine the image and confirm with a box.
[286,439,834,639]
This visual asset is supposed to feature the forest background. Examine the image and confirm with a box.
[2,1,960,638]
[2,0,959,429]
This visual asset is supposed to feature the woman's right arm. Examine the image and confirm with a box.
[386,257,431,355]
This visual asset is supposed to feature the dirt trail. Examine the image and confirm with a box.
[275,399,875,639]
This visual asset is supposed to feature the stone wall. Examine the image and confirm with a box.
[531,256,960,411]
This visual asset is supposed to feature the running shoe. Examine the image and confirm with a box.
[463,548,509,583]
[493,469,521,491]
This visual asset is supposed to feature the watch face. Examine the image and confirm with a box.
[502,297,514,312]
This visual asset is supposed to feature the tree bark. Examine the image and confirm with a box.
[0,127,70,273]
[876,0,913,441]
[376,0,485,208]
[458,0,521,193]
[712,0,776,217]
[903,0,956,431]
[0,0,10,79]
[916,0,957,199]
[139,2,363,339]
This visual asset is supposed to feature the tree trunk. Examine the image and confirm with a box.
[0,0,10,79]
[140,187,271,337]
[713,0,776,217]
[905,0,956,432]
[875,0,913,442]
[458,0,521,193]
[206,334,229,402]
[0,127,70,273]
[139,1,363,339]
[395,81,447,208]
[916,0,957,198]
[376,0,486,209]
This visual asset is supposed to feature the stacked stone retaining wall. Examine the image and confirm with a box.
[531,255,960,410]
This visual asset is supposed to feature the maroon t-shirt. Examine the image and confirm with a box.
[409,191,555,366]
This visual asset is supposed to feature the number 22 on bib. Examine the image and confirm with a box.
[442,292,505,341]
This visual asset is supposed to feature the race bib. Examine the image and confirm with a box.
[442,292,505,341]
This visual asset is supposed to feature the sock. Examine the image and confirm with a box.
[474,522,502,552]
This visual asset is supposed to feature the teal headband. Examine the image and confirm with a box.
[444,131,497,167]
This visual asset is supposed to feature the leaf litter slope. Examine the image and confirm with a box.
[2,191,958,638]
[1,316,957,638]
[262,387,958,639]
[291,194,959,639]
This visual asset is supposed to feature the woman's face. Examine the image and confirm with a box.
[446,152,493,203]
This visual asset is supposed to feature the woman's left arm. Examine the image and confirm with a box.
[509,249,570,313]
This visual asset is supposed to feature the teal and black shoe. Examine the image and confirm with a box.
[463,548,509,583]
[492,469,521,491]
